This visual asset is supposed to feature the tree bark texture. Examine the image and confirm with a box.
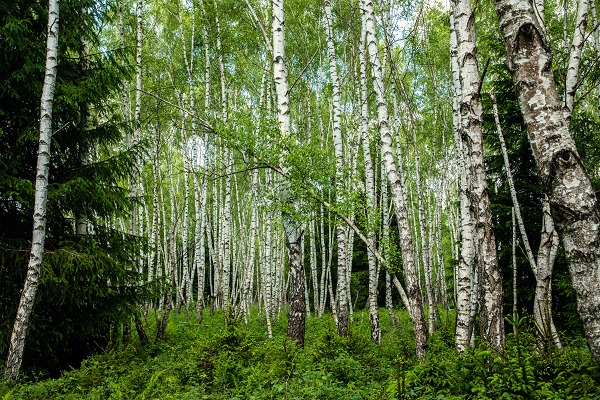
[361,0,427,357]
[359,17,381,343]
[272,0,306,344]
[491,92,561,346]
[452,0,504,351]
[4,0,59,381]
[324,0,349,337]
[495,0,600,363]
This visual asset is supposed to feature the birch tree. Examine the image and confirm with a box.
[450,6,476,352]
[361,0,428,357]
[324,0,349,337]
[358,13,381,343]
[452,0,504,351]
[490,92,561,347]
[4,0,59,381]
[272,0,306,345]
[495,0,600,363]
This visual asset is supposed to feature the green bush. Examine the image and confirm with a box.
[2,308,600,399]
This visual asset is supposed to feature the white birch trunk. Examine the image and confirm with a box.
[272,0,306,345]
[76,26,89,236]
[450,7,476,352]
[309,219,319,315]
[593,1,600,115]
[325,0,349,336]
[494,0,600,361]
[222,150,232,308]
[381,161,397,327]
[4,0,59,381]
[535,199,562,348]
[452,0,504,351]
[359,22,381,342]
[319,204,328,317]
[361,0,427,357]
[565,0,590,117]
[491,92,560,346]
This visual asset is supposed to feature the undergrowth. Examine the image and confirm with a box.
[1,308,599,399]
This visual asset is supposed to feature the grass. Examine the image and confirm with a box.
[1,307,600,399]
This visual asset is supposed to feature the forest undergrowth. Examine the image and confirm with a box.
[1,308,599,399]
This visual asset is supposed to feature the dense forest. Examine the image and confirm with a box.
[2,0,600,397]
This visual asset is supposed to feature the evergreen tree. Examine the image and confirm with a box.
[1,0,155,378]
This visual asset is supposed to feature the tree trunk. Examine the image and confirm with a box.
[534,199,562,348]
[564,0,590,117]
[4,0,59,381]
[272,0,306,345]
[361,0,427,357]
[495,0,600,363]
[491,92,561,346]
[358,19,381,343]
[451,6,475,352]
[452,0,504,351]
[324,0,349,337]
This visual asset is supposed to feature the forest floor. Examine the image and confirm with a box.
[2,307,600,399]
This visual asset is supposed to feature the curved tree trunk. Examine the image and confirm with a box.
[495,0,600,363]
[491,92,561,347]
[361,0,427,357]
[4,0,59,381]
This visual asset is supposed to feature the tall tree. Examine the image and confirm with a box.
[324,0,349,337]
[495,0,600,363]
[272,0,306,346]
[4,0,59,381]
[451,0,504,351]
[361,0,428,357]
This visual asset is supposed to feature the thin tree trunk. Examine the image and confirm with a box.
[272,0,306,344]
[324,0,349,336]
[310,219,319,316]
[564,0,590,116]
[361,0,427,357]
[359,20,380,343]
[535,199,562,348]
[592,1,600,115]
[491,92,560,346]
[381,161,397,328]
[319,204,328,317]
[4,0,59,381]
[76,22,89,236]
[512,208,518,324]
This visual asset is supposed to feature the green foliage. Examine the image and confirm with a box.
[0,0,153,376]
[2,309,599,399]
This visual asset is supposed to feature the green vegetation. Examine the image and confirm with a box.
[1,309,598,399]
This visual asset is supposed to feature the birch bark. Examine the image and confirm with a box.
[357,18,381,342]
[495,0,600,362]
[450,6,476,352]
[325,0,349,336]
[4,0,59,381]
[452,0,504,351]
[565,0,590,117]
[491,92,561,346]
[361,0,427,357]
[272,0,306,345]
